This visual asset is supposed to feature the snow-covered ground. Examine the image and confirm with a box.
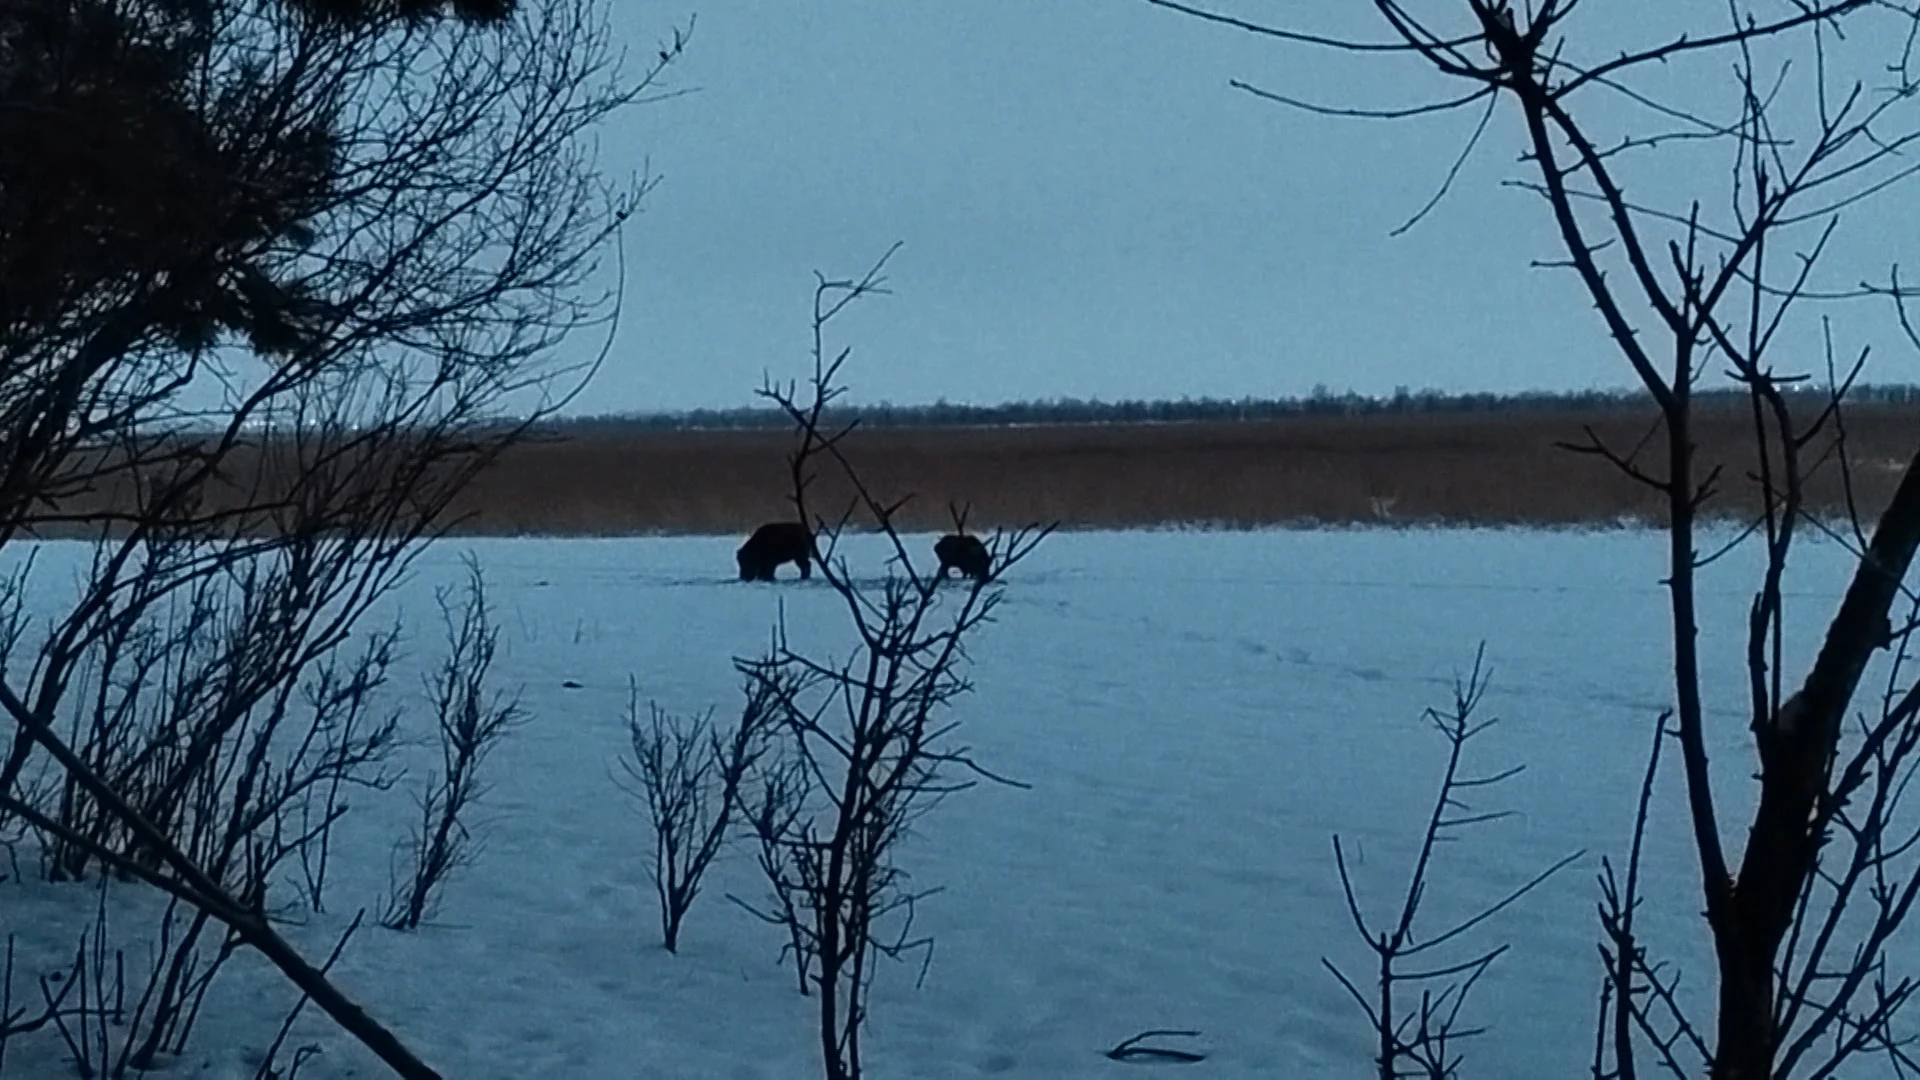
[0,526,1903,1078]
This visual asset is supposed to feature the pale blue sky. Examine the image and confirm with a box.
[584,1,1920,414]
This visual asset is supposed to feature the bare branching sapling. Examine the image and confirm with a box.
[1324,645,1580,1080]
[730,247,1054,1080]
[727,736,815,995]
[385,558,526,932]
[616,673,781,953]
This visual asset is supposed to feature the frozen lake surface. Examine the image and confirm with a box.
[0,526,1901,1078]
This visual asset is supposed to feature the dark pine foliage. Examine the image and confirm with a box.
[0,0,514,359]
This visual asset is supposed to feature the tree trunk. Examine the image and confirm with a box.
[1713,936,1775,1080]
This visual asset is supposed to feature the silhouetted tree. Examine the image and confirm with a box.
[1146,1,1920,1076]
[0,0,688,1076]
[731,247,1053,1080]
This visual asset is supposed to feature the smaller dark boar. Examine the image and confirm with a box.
[934,533,991,582]
[737,521,815,582]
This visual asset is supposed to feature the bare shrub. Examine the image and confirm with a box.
[728,748,815,994]
[383,557,524,932]
[0,878,362,1080]
[728,247,1054,1080]
[0,0,687,1072]
[1324,645,1580,1079]
[39,537,405,900]
[294,637,406,916]
[10,529,407,1074]
[615,673,781,953]
[1147,0,1920,1074]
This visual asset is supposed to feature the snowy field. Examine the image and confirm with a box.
[0,526,1905,1079]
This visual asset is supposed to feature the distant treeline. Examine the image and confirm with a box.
[548,382,1920,433]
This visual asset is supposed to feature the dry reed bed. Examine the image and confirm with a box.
[437,402,1920,536]
[28,403,1917,538]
